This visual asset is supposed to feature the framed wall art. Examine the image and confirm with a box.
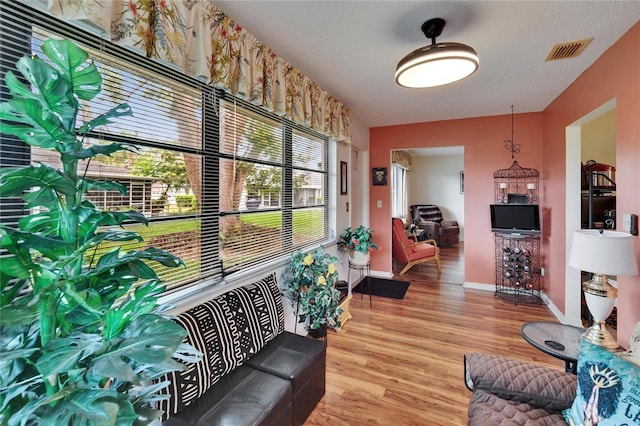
[340,161,348,195]
[372,167,387,186]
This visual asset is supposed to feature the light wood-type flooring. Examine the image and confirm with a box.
[305,242,564,425]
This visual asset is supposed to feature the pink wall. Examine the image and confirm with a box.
[370,21,639,346]
[542,21,640,345]
[369,113,543,288]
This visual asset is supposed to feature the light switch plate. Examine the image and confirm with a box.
[631,214,638,236]
[623,213,631,232]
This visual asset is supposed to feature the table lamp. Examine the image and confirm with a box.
[568,229,639,349]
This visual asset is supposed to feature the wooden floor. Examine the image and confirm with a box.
[305,242,562,425]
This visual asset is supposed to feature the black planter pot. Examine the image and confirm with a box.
[308,324,327,338]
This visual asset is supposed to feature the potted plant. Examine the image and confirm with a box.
[337,225,379,265]
[0,38,199,424]
[283,248,343,337]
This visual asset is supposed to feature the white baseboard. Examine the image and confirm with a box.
[463,281,495,291]
[459,284,578,328]
[369,269,393,278]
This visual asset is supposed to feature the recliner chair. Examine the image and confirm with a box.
[410,204,459,246]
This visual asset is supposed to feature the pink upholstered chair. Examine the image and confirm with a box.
[391,218,441,275]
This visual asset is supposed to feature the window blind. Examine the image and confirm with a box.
[1,1,331,290]
[0,2,221,293]
[219,99,329,273]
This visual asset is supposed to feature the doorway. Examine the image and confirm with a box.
[564,99,616,327]
[391,146,465,282]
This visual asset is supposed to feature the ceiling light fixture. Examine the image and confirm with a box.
[395,18,479,88]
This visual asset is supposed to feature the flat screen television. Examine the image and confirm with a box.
[490,204,541,235]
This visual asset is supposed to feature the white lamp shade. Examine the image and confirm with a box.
[568,229,639,276]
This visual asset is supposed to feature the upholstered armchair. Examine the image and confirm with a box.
[391,218,441,275]
[410,204,459,246]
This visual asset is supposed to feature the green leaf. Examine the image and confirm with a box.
[98,210,149,227]
[0,276,31,307]
[104,309,129,341]
[42,38,102,101]
[0,98,75,149]
[36,333,105,378]
[18,211,60,234]
[104,281,166,340]
[119,315,186,363]
[91,348,138,384]
[77,104,133,135]
[89,231,143,245]
[62,142,137,161]
[1,164,75,197]
[0,255,32,279]
[87,248,183,283]
[3,226,65,252]
[0,303,40,325]
[133,247,185,268]
[83,179,127,195]
[15,55,76,129]
[14,388,137,426]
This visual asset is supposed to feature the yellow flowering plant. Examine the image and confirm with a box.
[283,248,342,335]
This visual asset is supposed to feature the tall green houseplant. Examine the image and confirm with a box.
[0,38,198,425]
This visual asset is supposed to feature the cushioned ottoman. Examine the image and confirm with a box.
[246,332,326,425]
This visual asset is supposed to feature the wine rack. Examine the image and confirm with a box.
[494,233,542,304]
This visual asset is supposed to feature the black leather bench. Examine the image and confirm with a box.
[159,273,325,425]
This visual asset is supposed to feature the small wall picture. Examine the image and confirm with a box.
[340,161,348,195]
[372,167,387,186]
[460,171,464,194]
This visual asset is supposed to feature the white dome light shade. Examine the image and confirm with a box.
[395,42,479,88]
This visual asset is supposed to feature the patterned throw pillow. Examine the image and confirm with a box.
[563,340,640,425]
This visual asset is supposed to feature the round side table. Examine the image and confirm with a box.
[520,321,584,373]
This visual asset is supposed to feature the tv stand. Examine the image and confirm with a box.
[494,233,542,305]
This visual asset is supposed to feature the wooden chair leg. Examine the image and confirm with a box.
[400,262,413,275]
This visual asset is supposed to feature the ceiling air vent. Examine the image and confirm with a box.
[545,38,593,61]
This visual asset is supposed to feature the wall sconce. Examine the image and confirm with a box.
[527,183,536,204]
[499,182,507,204]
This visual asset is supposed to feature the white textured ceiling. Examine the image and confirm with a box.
[215,1,640,128]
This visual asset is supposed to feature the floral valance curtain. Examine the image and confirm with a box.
[392,150,412,170]
[43,0,351,142]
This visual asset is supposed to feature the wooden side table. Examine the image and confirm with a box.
[405,228,425,241]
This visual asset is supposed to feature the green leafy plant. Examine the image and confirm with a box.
[0,38,199,425]
[283,248,342,334]
[337,225,379,254]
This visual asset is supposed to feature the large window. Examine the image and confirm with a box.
[0,3,330,292]
[219,100,329,273]
[391,164,408,220]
